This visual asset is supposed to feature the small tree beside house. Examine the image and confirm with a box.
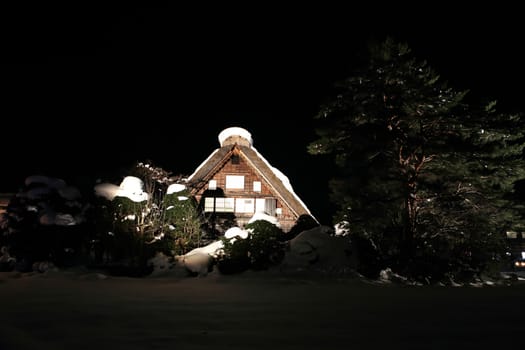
[92,162,204,273]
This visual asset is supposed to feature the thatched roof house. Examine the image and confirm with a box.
[187,127,314,232]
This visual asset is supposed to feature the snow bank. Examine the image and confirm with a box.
[185,240,225,258]
[281,226,356,272]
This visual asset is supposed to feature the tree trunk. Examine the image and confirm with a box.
[401,181,418,262]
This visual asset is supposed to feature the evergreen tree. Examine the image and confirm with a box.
[162,189,203,255]
[217,220,285,273]
[308,38,525,281]
[92,161,205,270]
[469,107,525,232]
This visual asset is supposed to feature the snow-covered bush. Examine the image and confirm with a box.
[216,235,251,274]
[217,220,285,274]
[0,176,89,271]
[162,190,204,255]
[91,162,205,275]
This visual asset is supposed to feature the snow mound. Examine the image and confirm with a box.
[185,240,225,258]
[281,226,356,272]
[148,252,188,277]
[181,253,213,276]
[378,268,409,284]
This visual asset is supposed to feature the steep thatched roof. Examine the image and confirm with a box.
[187,143,313,220]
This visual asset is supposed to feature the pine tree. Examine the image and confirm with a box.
[162,189,203,255]
[92,161,205,268]
[309,38,525,281]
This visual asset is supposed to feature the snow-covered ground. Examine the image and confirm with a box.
[1,269,524,350]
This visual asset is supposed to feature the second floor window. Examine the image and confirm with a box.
[225,175,244,189]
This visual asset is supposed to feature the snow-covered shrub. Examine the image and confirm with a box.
[216,234,250,274]
[91,162,206,275]
[0,176,90,271]
[245,220,285,269]
[217,220,285,274]
[161,191,204,255]
[181,252,213,276]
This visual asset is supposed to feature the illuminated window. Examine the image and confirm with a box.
[255,198,277,215]
[265,199,276,216]
[236,198,254,213]
[209,180,217,190]
[253,181,261,192]
[215,197,235,212]
[204,197,234,212]
[204,198,214,212]
[256,198,266,212]
[226,175,244,189]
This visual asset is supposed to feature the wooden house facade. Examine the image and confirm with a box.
[187,127,314,232]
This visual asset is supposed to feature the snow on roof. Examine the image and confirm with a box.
[187,149,219,181]
[188,127,314,220]
[218,127,253,147]
[251,146,313,217]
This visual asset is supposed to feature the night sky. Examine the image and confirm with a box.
[2,4,524,224]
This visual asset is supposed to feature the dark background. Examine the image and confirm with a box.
[2,4,524,224]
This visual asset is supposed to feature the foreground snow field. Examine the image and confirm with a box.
[1,270,524,350]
